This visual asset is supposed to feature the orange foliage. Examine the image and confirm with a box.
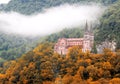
[102,62,112,70]
[0,43,119,84]
[109,78,120,84]
[43,81,53,84]
[62,74,73,84]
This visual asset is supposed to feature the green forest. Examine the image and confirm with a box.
[0,0,118,15]
[96,0,120,49]
[0,32,39,63]
[42,28,84,43]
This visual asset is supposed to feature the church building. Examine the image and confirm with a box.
[54,22,94,55]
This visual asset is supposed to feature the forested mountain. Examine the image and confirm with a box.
[0,0,119,63]
[0,0,118,15]
[0,43,119,83]
[0,0,119,84]
[38,0,120,51]
[0,28,84,62]
[0,32,39,63]
[42,28,84,43]
[96,0,120,49]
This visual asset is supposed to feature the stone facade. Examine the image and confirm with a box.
[54,22,94,55]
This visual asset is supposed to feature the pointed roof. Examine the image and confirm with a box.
[90,23,93,33]
[85,21,90,33]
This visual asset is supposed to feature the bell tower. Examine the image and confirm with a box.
[83,21,94,52]
[84,21,91,40]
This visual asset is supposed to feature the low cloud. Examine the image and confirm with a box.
[0,4,105,36]
[0,0,11,4]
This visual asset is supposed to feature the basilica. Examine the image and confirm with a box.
[54,22,94,55]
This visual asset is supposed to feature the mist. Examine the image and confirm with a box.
[0,4,105,36]
[0,0,11,4]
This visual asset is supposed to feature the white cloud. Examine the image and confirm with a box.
[0,0,11,4]
[0,4,105,36]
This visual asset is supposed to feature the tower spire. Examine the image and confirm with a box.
[85,21,89,33]
[90,23,93,33]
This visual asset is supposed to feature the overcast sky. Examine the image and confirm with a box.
[0,0,10,4]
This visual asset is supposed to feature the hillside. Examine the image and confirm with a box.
[0,32,39,63]
[42,28,84,43]
[0,0,119,63]
[0,43,119,83]
[96,0,120,49]
[40,0,120,50]
[0,0,119,83]
[0,0,118,15]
